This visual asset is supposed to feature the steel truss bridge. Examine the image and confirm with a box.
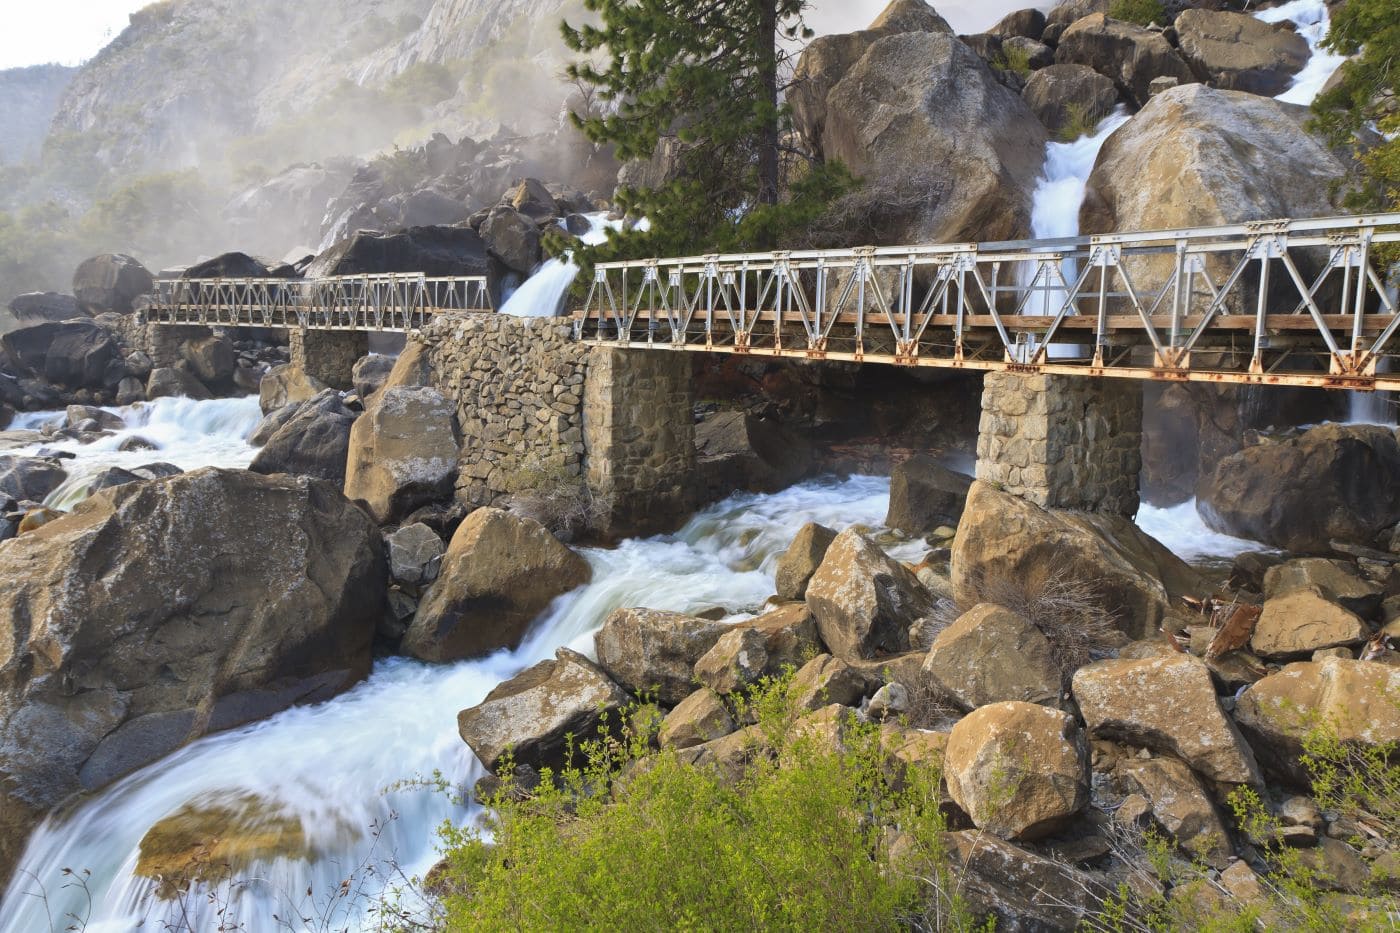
[573,213,1400,391]
[145,273,492,332]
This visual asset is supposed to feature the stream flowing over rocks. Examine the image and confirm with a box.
[0,462,1264,930]
[2,0,1399,927]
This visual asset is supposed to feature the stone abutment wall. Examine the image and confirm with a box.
[401,314,696,537]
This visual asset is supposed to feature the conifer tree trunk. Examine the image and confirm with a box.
[756,0,780,210]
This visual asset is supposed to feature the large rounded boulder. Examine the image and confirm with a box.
[343,386,460,525]
[1080,84,1350,308]
[249,390,358,485]
[404,508,591,662]
[1174,10,1309,97]
[72,253,154,315]
[2,319,122,391]
[952,481,1207,640]
[795,20,1046,244]
[1199,424,1400,554]
[0,468,386,886]
[945,701,1089,841]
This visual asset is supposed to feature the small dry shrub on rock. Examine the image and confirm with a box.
[947,565,1120,687]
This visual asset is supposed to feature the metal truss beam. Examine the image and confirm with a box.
[574,213,1400,391]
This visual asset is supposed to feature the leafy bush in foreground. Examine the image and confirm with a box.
[433,678,971,931]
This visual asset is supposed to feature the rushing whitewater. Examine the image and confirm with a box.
[1254,0,1347,107]
[1020,109,1130,359]
[0,463,1251,931]
[498,213,631,318]
[9,396,263,510]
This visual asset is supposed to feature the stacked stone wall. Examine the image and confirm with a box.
[290,329,368,391]
[976,373,1142,515]
[408,314,588,510]
[402,314,699,537]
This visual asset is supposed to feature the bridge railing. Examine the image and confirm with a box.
[148,273,492,331]
[574,213,1400,389]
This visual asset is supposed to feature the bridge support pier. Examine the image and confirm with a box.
[976,373,1142,516]
[290,329,368,392]
[583,347,698,539]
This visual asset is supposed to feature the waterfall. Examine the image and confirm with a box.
[498,213,630,318]
[1254,0,1348,107]
[1021,109,1130,359]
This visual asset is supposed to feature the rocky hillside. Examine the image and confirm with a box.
[0,65,76,165]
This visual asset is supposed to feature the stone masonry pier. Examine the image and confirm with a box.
[976,373,1143,516]
[386,316,1145,533]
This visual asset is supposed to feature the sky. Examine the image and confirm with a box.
[1,0,141,69]
[0,0,1052,70]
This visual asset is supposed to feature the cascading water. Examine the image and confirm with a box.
[8,396,263,510]
[1250,0,1392,425]
[1254,0,1348,107]
[498,213,634,318]
[1023,109,1131,359]
[0,475,908,931]
[0,462,1254,931]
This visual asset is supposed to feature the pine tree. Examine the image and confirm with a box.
[560,0,851,258]
[1313,0,1400,224]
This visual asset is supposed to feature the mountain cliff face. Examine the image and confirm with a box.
[0,65,76,165]
[49,0,433,171]
[47,0,580,175]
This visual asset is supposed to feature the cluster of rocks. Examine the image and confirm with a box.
[456,471,1400,927]
[1,253,286,412]
[786,0,1352,263]
[0,405,186,540]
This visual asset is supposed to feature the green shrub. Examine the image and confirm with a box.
[433,677,971,931]
[1057,102,1102,143]
[1108,0,1167,27]
[997,43,1033,79]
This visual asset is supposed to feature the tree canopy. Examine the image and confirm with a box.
[1314,0,1400,221]
[560,0,852,259]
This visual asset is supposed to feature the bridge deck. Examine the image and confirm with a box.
[146,214,1400,390]
[573,213,1400,391]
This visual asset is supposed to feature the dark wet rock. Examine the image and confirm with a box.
[885,455,972,535]
[147,367,213,401]
[72,254,154,314]
[0,456,66,502]
[249,390,357,485]
[1200,424,1400,554]
[0,469,385,885]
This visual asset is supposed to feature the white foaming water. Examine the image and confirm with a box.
[8,396,263,510]
[0,475,919,932]
[1135,499,1262,564]
[0,461,1255,929]
[1029,110,1131,248]
[1021,109,1131,358]
[1255,0,1347,106]
[499,213,630,318]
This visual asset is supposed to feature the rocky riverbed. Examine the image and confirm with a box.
[0,0,1397,928]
